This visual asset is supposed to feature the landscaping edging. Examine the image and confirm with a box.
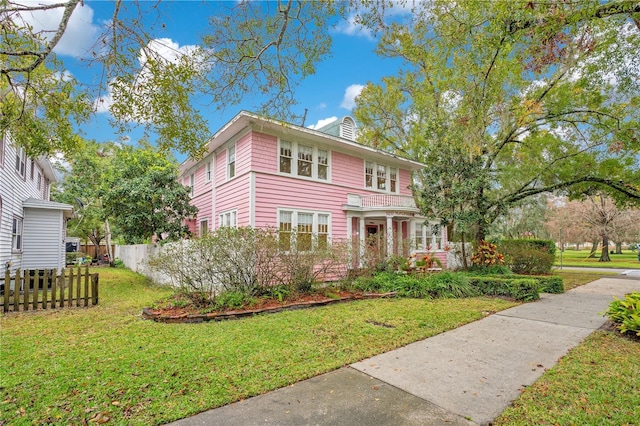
[142,292,398,323]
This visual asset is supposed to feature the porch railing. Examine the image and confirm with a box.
[354,194,417,209]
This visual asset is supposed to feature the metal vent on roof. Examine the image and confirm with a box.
[340,117,356,141]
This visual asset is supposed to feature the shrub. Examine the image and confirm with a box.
[468,276,540,301]
[471,240,504,267]
[532,275,564,294]
[605,292,640,336]
[499,239,556,274]
[466,265,513,275]
[65,252,83,265]
[424,272,477,298]
[214,291,250,310]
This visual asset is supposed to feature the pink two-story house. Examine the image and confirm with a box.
[179,111,448,268]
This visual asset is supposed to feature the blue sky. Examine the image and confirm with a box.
[26,1,406,162]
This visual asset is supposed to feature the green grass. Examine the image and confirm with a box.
[556,249,640,269]
[494,332,640,425]
[554,270,619,291]
[0,268,517,425]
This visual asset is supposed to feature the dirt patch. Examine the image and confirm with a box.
[142,291,397,323]
[599,320,640,343]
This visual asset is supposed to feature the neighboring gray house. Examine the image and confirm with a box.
[0,132,73,276]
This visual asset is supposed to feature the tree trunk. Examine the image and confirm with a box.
[575,242,580,251]
[615,242,622,254]
[599,235,611,262]
[588,239,599,258]
[461,232,468,269]
[105,219,114,267]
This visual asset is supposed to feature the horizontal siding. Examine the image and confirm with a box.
[399,168,413,195]
[215,173,250,227]
[253,174,349,240]
[235,133,252,177]
[249,132,278,173]
[332,151,364,188]
[22,208,64,270]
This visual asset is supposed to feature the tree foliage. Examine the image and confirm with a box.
[352,0,640,243]
[1,0,337,158]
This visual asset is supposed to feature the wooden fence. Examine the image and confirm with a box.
[1,267,99,313]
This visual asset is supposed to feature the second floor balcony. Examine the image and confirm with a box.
[344,193,418,211]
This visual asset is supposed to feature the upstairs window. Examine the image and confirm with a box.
[189,173,195,197]
[227,144,236,179]
[205,161,212,182]
[364,161,399,193]
[297,144,313,177]
[15,145,26,178]
[279,140,329,181]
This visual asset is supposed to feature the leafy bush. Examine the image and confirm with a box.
[215,291,250,310]
[148,227,350,302]
[471,240,504,266]
[605,293,640,336]
[530,275,564,294]
[65,252,83,265]
[466,265,513,275]
[113,258,125,268]
[424,272,477,298]
[468,276,540,301]
[499,239,556,274]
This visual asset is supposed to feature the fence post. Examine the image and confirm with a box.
[84,266,89,307]
[68,267,74,307]
[76,266,81,307]
[59,269,65,308]
[13,270,20,312]
[92,274,99,305]
[51,269,57,308]
[3,269,10,313]
[23,270,31,311]
[32,270,39,311]
[42,269,49,310]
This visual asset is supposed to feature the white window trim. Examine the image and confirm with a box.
[218,209,238,228]
[205,161,212,183]
[189,173,195,197]
[15,145,26,179]
[278,138,331,183]
[277,208,332,251]
[12,215,23,252]
[364,161,399,194]
[226,144,236,180]
[199,218,209,237]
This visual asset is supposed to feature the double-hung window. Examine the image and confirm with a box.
[227,144,236,179]
[279,140,329,181]
[278,209,330,251]
[219,210,237,228]
[12,216,23,251]
[365,161,399,193]
[199,219,209,237]
[205,161,212,182]
[15,145,26,178]
[189,173,195,197]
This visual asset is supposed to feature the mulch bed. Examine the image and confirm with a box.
[599,320,640,343]
[142,291,397,323]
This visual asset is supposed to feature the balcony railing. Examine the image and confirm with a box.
[347,194,417,209]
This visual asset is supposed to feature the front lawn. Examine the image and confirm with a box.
[556,249,640,269]
[554,270,619,291]
[494,331,640,425]
[0,268,516,425]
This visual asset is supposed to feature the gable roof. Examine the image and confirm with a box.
[183,111,426,171]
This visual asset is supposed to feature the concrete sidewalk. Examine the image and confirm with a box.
[167,274,640,426]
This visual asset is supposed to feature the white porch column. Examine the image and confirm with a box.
[422,223,428,250]
[397,221,404,256]
[359,216,365,267]
[346,214,353,266]
[409,220,416,252]
[441,224,447,248]
[386,215,393,258]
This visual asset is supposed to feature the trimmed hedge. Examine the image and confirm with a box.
[468,276,540,301]
[498,239,556,274]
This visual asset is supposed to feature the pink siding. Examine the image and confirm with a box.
[249,132,278,173]
[216,173,250,227]
[332,151,364,187]
[254,174,349,240]
[399,169,412,195]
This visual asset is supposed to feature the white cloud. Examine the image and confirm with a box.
[308,117,337,130]
[94,38,202,115]
[334,14,374,40]
[340,84,365,110]
[18,0,100,58]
